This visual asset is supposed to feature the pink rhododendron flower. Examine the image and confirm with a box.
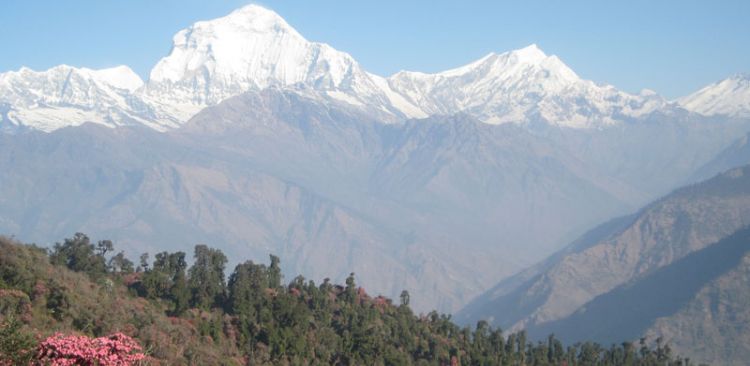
[35,332,146,365]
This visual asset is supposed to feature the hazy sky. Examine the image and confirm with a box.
[1,0,748,98]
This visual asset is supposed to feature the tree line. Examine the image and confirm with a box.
[1,233,695,365]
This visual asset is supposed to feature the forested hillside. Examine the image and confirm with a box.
[0,234,687,365]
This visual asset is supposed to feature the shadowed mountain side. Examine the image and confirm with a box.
[644,244,750,365]
[527,225,750,344]
[455,213,637,327]
[456,165,750,331]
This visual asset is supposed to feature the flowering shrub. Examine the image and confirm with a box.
[35,332,146,365]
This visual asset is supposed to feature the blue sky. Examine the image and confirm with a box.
[1,0,748,98]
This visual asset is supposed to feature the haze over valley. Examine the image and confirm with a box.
[1,3,749,365]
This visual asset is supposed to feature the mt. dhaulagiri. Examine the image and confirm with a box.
[1,3,749,365]
[142,4,426,126]
[3,4,742,133]
[0,3,749,317]
[1,4,420,132]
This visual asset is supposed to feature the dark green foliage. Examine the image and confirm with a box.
[227,260,270,318]
[170,267,190,316]
[268,254,282,289]
[108,251,134,274]
[49,232,108,279]
[400,289,410,307]
[218,257,689,365]
[137,251,191,315]
[188,244,228,310]
[2,234,692,365]
[46,281,70,321]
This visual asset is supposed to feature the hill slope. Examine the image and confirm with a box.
[457,165,750,329]
[530,225,750,364]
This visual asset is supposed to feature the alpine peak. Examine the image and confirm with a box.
[678,73,750,118]
[509,43,547,63]
[226,4,298,32]
[84,65,144,91]
[148,4,308,85]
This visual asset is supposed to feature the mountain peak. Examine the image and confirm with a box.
[147,3,308,85]
[231,3,280,16]
[141,3,428,123]
[510,44,547,63]
[678,73,750,117]
[388,42,656,128]
[82,65,144,91]
[219,4,300,38]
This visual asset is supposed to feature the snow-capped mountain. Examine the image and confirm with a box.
[0,4,733,133]
[0,5,428,132]
[0,65,150,132]
[387,45,669,128]
[678,74,750,118]
[141,4,426,125]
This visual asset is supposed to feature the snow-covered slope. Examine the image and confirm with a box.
[678,74,750,118]
[0,5,427,132]
[388,45,669,128]
[141,4,426,125]
[0,65,150,132]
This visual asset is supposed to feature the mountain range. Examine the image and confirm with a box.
[2,4,748,134]
[0,3,749,320]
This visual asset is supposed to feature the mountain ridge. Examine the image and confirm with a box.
[456,164,750,364]
[386,44,671,128]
